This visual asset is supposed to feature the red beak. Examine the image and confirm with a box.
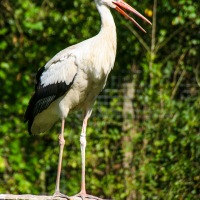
[113,0,152,33]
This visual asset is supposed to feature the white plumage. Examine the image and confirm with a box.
[24,0,151,199]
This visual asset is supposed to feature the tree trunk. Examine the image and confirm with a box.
[122,75,137,200]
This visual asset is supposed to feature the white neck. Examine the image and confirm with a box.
[96,3,117,53]
[97,4,116,30]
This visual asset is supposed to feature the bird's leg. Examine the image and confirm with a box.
[79,116,88,195]
[55,119,65,193]
[70,109,105,200]
[72,114,105,200]
[53,119,69,199]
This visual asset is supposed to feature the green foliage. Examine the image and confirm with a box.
[0,0,199,199]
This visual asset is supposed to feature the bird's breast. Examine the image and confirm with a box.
[58,38,116,117]
[59,64,110,117]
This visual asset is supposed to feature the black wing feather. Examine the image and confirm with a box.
[24,66,76,134]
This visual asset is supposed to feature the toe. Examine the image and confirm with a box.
[52,191,70,199]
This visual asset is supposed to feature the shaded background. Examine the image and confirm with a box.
[0,0,199,199]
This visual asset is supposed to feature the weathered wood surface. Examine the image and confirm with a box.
[0,194,108,200]
[0,194,81,200]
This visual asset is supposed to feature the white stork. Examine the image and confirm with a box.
[24,0,151,199]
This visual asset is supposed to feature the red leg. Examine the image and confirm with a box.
[73,111,105,199]
[53,119,69,199]
[79,116,88,195]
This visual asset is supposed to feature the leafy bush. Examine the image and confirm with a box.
[0,0,199,199]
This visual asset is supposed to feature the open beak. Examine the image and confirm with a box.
[113,0,152,33]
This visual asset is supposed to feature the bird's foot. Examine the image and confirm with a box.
[72,193,107,200]
[51,191,70,200]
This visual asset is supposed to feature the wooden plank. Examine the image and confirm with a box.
[0,194,81,200]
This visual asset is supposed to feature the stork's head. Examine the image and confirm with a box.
[95,0,152,33]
